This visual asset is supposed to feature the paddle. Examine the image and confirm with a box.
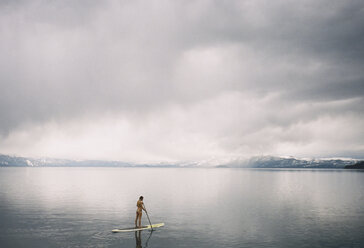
[143,204,153,231]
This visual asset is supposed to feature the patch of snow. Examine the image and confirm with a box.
[26,160,34,167]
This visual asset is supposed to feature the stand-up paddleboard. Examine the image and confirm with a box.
[112,223,164,233]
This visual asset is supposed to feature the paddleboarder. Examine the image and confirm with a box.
[112,196,163,232]
[135,196,147,228]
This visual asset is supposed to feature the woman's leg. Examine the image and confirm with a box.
[135,212,139,227]
[138,212,142,227]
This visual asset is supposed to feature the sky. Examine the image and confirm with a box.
[0,0,363,162]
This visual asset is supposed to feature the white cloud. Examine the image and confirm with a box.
[1,0,363,161]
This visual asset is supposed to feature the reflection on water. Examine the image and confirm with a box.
[135,230,153,248]
[135,231,142,248]
[0,167,364,248]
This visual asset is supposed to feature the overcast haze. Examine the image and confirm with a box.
[0,0,363,162]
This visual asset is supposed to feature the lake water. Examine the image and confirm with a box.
[0,167,363,248]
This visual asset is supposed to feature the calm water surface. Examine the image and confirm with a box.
[0,167,363,248]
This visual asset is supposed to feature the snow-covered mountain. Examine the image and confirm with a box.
[224,156,357,168]
[0,154,359,168]
[0,154,133,167]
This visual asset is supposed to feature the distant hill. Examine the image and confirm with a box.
[0,154,31,167]
[345,161,364,169]
[219,156,357,169]
[0,154,133,167]
[0,154,358,169]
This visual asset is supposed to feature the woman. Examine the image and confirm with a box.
[135,196,146,228]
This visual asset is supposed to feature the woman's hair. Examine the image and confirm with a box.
[139,196,144,200]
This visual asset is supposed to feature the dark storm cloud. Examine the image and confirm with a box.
[0,0,363,160]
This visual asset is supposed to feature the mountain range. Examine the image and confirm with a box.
[0,154,359,168]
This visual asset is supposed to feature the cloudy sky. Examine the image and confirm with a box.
[0,0,363,162]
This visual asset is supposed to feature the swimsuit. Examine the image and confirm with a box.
[136,201,143,214]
